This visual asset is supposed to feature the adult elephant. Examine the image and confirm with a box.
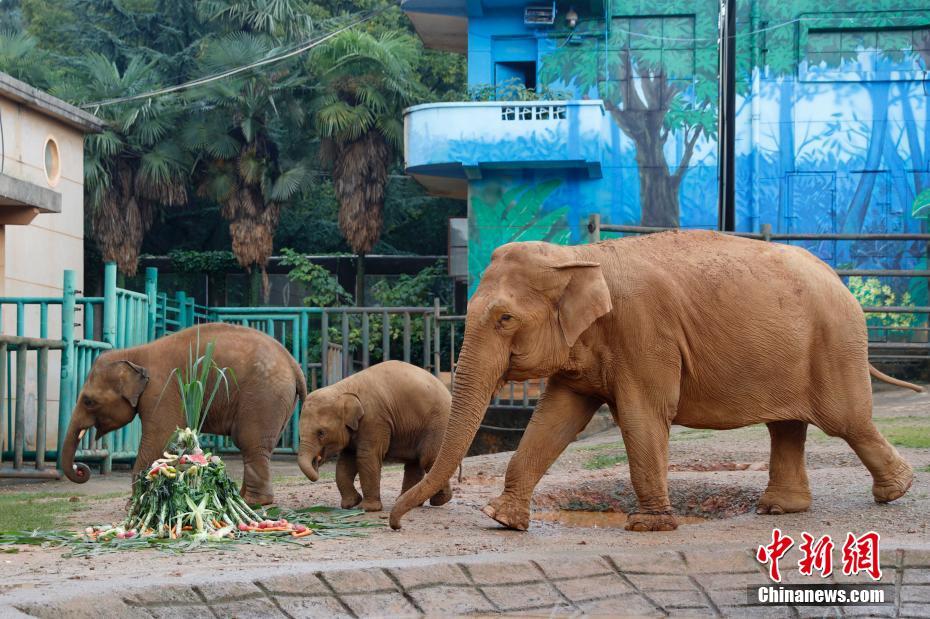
[390,230,921,531]
[60,323,307,505]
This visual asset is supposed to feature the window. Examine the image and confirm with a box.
[500,104,567,121]
[803,25,930,81]
[44,137,60,186]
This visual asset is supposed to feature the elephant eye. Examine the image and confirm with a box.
[82,396,96,408]
[500,314,513,322]
[317,430,325,440]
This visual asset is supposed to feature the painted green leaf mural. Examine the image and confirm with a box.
[912,188,930,219]
[468,179,571,292]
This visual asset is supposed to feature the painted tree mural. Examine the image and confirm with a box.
[539,1,718,227]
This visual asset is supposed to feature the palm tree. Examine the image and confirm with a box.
[58,54,189,276]
[0,29,50,88]
[310,30,422,304]
[183,32,311,302]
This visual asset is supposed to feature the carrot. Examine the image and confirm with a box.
[182,526,193,531]
[291,529,313,538]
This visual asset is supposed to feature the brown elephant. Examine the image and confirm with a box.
[60,323,307,505]
[390,230,922,531]
[297,361,452,512]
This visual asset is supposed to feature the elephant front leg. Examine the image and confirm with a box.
[616,394,677,532]
[483,380,601,531]
[336,453,362,509]
[240,447,274,506]
[757,420,812,515]
[356,444,386,512]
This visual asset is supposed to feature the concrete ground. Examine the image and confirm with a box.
[1,385,929,617]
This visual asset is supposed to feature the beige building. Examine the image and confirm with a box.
[0,72,102,454]
[0,72,103,301]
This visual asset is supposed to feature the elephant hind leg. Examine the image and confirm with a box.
[757,420,812,515]
[842,421,913,503]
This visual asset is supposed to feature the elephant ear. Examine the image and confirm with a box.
[342,394,365,432]
[117,361,150,407]
[553,261,613,347]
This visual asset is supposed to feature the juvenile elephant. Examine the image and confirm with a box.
[297,361,452,512]
[391,230,922,531]
[61,323,307,505]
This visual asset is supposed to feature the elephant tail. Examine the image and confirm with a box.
[869,365,924,393]
[290,355,309,405]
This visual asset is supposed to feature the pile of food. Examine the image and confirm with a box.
[0,336,378,556]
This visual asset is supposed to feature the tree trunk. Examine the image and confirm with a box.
[634,133,681,228]
[842,82,890,234]
[355,253,365,306]
[249,268,260,307]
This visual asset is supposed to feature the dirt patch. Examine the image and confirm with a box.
[669,460,767,472]
[533,510,707,528]
[533,478,759,520]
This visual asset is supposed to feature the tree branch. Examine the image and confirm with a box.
[673,126,703,181]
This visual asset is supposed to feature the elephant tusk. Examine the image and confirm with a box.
[77,429,86,441]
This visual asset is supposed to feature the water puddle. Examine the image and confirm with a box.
[533,510,707,528]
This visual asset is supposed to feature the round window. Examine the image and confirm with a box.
[44,137,60,185]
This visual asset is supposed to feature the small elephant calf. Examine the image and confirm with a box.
[297,361,452,512]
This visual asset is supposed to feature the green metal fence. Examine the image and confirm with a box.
[0,261,453,475]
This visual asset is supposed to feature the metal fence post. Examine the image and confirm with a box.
[103,263,117,346]
[57,270,76,468]
[433,298,441,378]
[588,214,602,243]
[145,267,158,342]
[761,223,772,243]
[175,291,189,329]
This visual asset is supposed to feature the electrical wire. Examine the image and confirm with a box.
[80,6,389,110]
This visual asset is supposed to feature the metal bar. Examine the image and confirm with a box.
[0,468,61,479]
[0,341,5,470]
[209,306,437,314]
[35,346,47,469]
[0,335,65,349]
[58,270,76,472]
[341,312,350,378]
[423,315,430,372]
[403,312,411,363]
[838,270,930,278]
[16,302,23,336]
[103,263,117,346]
[382,310,390,361]
[361,312,370,369]
[597,223,930,242]
[868,342,930,349]
[84,302,95,340]
[320,312,329,386]
[433,298,441,377]
[14,344,26,469]
[39,303,48,339]
[863,307,930,313]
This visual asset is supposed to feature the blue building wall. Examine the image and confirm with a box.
[404,0,930,307]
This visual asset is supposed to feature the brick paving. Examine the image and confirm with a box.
[7,547,929,618]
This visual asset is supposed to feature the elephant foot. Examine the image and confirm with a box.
[360,498,383,512]
[242,491,274,506]
[625,511,678,532]
[873,461,913,503]
[430,484,452,507]
[341,491,363,510]
[757,485,811,515]
[482,496,530,531]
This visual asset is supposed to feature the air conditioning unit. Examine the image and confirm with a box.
[524,2,556,25]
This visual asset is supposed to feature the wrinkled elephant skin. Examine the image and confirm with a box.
[61,323,307,505]
[390,230,921,531]
[298,361,451,512]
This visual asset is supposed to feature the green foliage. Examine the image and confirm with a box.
[467,78,571,102]
[584,451,628,470]
[370,263,446,307]
[847,276,918,333]
[168,250,238,273]
[469,179,571,286]
[161,334,236,432]
[280,248,353,307]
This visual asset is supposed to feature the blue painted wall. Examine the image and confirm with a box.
[405,0,930,314]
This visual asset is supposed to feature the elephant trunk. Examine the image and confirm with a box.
[390,337,505,529]
[298,443,321,482]
[59,408,92,483]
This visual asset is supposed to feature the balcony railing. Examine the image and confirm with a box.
[403,100,606,182]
